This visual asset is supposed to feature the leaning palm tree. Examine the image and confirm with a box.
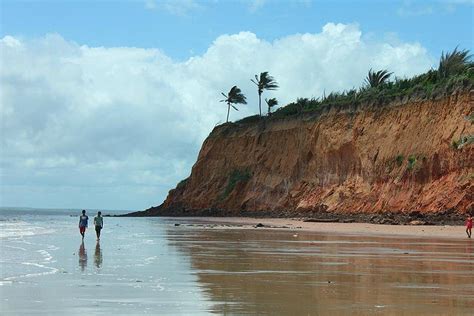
[265,98,278,116]
[220,86,247,123]
[438,47,471,78]
[365,69,392,88]
[251,71,279,116]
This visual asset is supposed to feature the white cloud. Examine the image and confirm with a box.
[0,35,21,47]
[0,23,434,209]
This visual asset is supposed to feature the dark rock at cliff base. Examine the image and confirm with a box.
[409,211,422,218]
[121,204,467,226]
[341,219,356,223]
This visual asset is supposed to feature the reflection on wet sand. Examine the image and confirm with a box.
[167,227,474,315]
[94,241,103,269]
[78,241,87,271]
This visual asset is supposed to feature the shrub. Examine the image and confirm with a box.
[221,169,252,198]
[236,114,261,124]
[452,139,459,149]
[272,102,300,118]
[467,113,474,123]
[407,155,417,171]
[395,155,404,167]
[465,135,474,146]
[453,134,474,149]
[176,178,188,189]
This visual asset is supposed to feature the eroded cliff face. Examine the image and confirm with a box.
[159,90,473,218]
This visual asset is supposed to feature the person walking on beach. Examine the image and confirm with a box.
[94,211,104,241]
[78,210,89,240]
[466,214,472,239]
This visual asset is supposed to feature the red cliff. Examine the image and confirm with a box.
[148,90,473,221]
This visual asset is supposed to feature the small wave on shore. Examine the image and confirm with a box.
[0,220,55,239]
[0,216,59,284]
[4,262,59,281]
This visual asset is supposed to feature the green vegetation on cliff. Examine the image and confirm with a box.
[233,48,473,122]
[221,169,252,199]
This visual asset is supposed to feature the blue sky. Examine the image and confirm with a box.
[2,0,472,60]
[0,0,473,211]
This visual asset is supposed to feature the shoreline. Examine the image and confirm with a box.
[124,206,467,226]
[169,216,470,239]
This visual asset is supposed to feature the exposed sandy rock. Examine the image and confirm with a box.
[153,90,473,218]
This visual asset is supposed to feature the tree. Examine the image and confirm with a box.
[438,47,472,79]
[251,71,279,116]
[220,86,247,123]
[365,69,392,88]
[265,98,278,115]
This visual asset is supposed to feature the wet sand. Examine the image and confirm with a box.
[167,222,474,315]
[176,216,468,239]
[1,216,213,315]
[1,215,473,315]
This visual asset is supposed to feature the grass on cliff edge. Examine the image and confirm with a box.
[234,58,474,123]
[220,169,252,200]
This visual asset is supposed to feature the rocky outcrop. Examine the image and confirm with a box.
[140,89,473,221]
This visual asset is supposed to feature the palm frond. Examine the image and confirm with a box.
[365,69,392,88]
[252,71,279,91]
[265,98,278,108]
[259,71,279,90]
[438,47,472,78]
[223,85,247,105]
[265,97,278,115]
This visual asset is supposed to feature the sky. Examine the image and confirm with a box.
[0,0,473,211]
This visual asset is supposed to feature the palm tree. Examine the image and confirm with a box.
[265,98,278,116]
[438,47,472,78]
[365,69,392,88]
[251,72,279,116]
[220,86,247,123]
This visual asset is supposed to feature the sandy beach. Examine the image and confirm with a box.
[2,213,473,315]
[174,216,469,239]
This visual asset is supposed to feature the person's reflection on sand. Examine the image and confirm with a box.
[466,241,472,254]
[78,241,87,271]
[94,241,103,269]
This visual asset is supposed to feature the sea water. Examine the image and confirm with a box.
[1,209,473,315]
[0,209,212,315]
